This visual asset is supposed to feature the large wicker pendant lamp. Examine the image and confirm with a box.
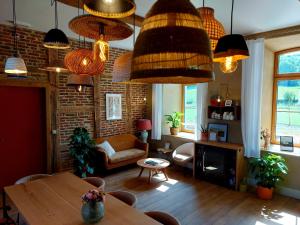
[4,0,27,75]
[84,0,136,19]
[130,0,213,84]
[43,0,70,49]
[214,0,249,73]
[198,0,225,51]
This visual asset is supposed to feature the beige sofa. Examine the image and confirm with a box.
[95,134,149,170]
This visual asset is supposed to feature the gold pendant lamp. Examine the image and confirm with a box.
[214,0,249,73]
[84,0,136,19]
[130,0,213,84]
[198,0,225,51]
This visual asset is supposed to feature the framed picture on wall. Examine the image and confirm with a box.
[280,136,294,152]
[225,99,232,107]
[106,94,122,120]
[208,123,228,142]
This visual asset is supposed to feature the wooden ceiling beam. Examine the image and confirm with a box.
[245,25,300,40]
[57,0,144,27]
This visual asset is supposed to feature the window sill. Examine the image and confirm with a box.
[261,144,300,157]
[165,132,198,141]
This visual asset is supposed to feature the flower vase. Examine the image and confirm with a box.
[264,136,270,149]
[201,132,208,141]
[81,201,104,224]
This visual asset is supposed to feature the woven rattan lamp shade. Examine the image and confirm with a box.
[131,0,213,84]
[69,15,133,40]
[84,0,136,19]
[198,7,225,51]
[64,49,105,76]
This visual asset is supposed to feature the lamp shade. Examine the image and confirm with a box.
[67,74,94,87]
[64,49,105,76]
[112,51,132,83]
[4,57,27,74]
[198,7,225,51]
[213,34,249,62]
[136,119,152,131]
[130,0,213,84]
[43,28,70,49]
[84,0,136,19]
[40,59,68,73]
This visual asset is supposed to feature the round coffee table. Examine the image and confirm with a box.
[137,158,170,183]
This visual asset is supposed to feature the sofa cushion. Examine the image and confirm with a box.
[97,141,116,158]
[95,134,137,151]
[109,148,145,164]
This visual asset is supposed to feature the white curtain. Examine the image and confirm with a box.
[151,84,163,140]
[195,83,208,140]
[241,38,264,158]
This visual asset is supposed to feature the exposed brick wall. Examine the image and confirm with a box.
[0,24,150,171]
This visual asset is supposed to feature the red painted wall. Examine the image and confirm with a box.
[0,86,46,189]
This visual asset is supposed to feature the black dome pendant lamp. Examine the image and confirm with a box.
[213,0,249,73]
[43,0,70,49]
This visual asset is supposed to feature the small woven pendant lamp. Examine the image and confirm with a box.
[130,0,213,84]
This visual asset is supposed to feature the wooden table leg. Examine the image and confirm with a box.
[138,167,144,177]
[148,169,153,183]
[162,168,168,181]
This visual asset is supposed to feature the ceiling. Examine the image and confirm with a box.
[265,34,300,52]
[1,0,300,50]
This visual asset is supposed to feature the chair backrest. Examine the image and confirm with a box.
[95,134,137,152]
[109,190,137,208]
[83,177,105,191]
[173,143,194,157]
[145,211,181,225]
[15,174,52,185]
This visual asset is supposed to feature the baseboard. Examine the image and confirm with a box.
[247,178,300,200]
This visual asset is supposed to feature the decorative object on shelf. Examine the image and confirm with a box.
[136,119,152,143]
[106,94,122,120]
[210,95,223,106]
[69,127,96,178]
[130,0,213,84]
[225,99,232,107]
[69,15,133,41]
[81,189,105,224]
[208,130,217,141]
[208,105,241,121]
[165,112,183,135]
[67,74,94,92]
[260,128,271,150]
[214,0,249,73]
[65,49,105,76]
[207,123,228,142]
[201,125,208,141]
[198,0,225,50]
[84,0,136,19]
[43,0,70,49]
[250,153,288,200]
[280,136,294,152]
[4,0,27,75]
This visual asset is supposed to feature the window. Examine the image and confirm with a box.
[182,85,197,132]
[272,48,300,145]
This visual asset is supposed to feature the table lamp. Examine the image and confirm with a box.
[136,119,152,143]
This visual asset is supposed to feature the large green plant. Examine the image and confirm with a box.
[69,127,96,178]
[165,112,183,128]
[250,153,288,189]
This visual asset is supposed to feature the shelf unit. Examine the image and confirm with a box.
[208,105,241,121]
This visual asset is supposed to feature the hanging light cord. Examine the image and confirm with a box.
[230,0,234,34]
[50,0,58,29]
[202,0,205,7]
[77,0,81,48]
[133,14,136,46]
[12,0,18,56]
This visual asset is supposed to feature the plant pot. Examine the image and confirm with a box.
[81,202,104,224]
[239,183,247,192]
[201,132,208,141]
[170,127,179,135]
[256,186,273,200]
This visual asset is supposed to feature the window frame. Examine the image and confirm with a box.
[181,84,197,133]
[271,47,300,146]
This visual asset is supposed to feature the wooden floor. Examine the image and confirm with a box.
[1,166,300,225]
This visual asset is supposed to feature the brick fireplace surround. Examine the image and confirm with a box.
[0,24,151,172]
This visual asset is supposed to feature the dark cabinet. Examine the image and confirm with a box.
[194,142,244,190]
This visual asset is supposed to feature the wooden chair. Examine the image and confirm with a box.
[145,211,181,225]
[15,174,52,185]
[172,143,194,169]
[109,191,137,208]
[82,177,105,191]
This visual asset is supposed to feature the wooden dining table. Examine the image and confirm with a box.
[4,172,161,225]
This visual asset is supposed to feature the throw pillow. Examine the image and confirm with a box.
[97,141,116,158]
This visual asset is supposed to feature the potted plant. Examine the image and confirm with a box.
[69,127,96,178]
[201,125,208,141]
[250,153,288,200]
[165,112,183,135]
